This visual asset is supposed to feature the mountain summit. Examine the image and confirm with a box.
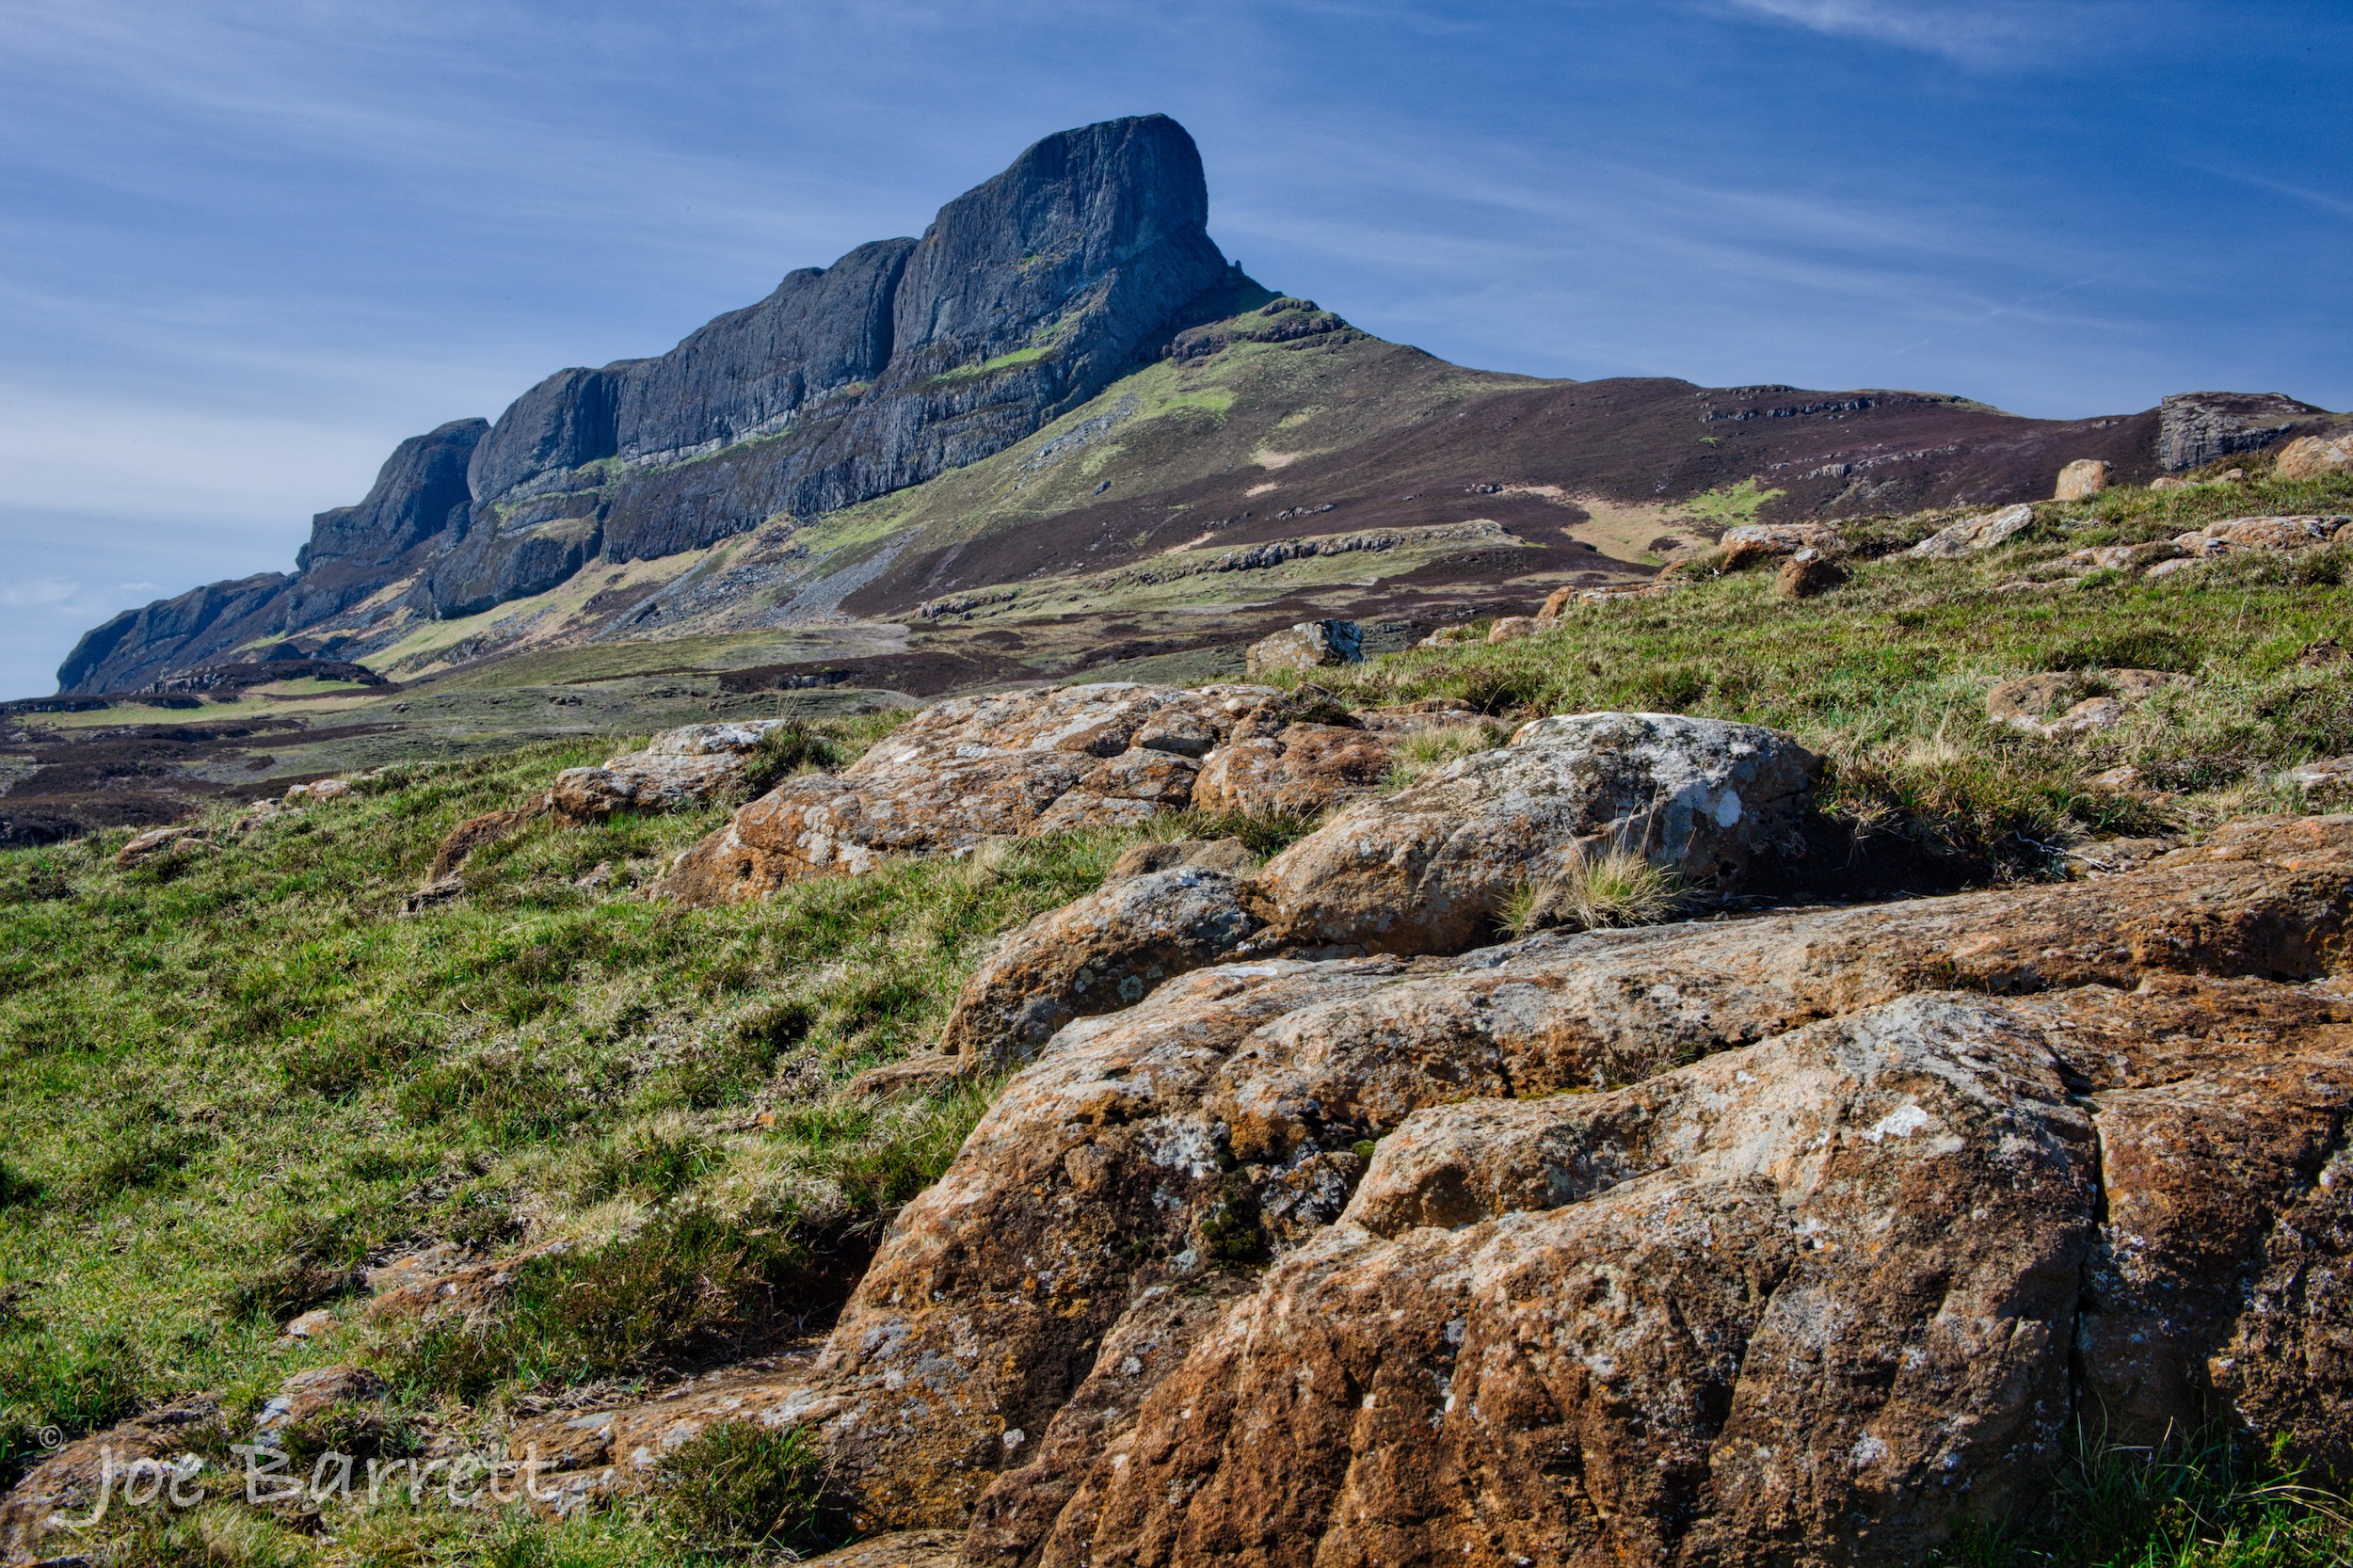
[58,115,1231,693]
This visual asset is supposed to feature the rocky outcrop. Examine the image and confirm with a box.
[659,685,1274,905]
[664,698,1818,962]
[1252,712,1821,954]
[464,364,634,507]
[1106,836,1257,879]
[615,240,909,472]
[2157,391,2331,472]
[54,571,292,696]
[291,419,488,623]
[936,866,1264,1068]
[2054,457,2112,500]
[0,1400,218,1561]
[660,685,1529,909]
[1985,669,2185,737]
[2149,514,2353,581]
[1776,549,1848,598]
[402,795,554,913]
[549,719,794,827]
[1189,720,1393,819]
[1718,520,1840,570]
[2275,430,2353,480]
[57,417,488,693]
[424,510,602,620]
[1069,993,2096,1566]
[512,815,2353,1567]
[113,824,207,868]
[545,114,1230,567]
[1910,503,2035,559]
[1244,620,1362,677]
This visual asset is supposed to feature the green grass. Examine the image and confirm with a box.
[1316,468,2353,874]
[0,726,1143,1504]
[928,344,1051,383]
[1383,720,1509,791]
[652,1420,832,1552]
[1679,475,1785,528]
[1940,1432,2353,1568]
[1505,845,1688,935]
[10,468,2353,1564]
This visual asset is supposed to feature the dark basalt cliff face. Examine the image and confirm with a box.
[58,115,1230,694]
[54,573,294,697]
[2155,391,2332,472]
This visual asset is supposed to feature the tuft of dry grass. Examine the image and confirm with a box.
[1383,721,1508,792]
[1508,845,1689,936]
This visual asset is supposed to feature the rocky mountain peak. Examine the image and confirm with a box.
[891,114,1217,366]
[54,116,1233,695]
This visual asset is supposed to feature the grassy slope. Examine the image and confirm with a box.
[0,723,1155,1514]
[325,309,1522,680]
[1314,464,2353,871]
[7,464,2353,1564]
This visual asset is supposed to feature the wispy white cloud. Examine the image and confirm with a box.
[0,3,930,272]
[0,577,82,610]
[0,382,388,531]
[1714,0,2071,63]
[2184,163,2353,224]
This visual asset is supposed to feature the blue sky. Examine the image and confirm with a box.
[3,0,2348,698]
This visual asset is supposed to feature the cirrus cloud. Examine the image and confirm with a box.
[1714,0,2104,63]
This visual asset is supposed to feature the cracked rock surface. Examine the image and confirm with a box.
[534,814,2353,1566]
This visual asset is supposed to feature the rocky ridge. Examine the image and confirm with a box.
[572,690,2350,1558]
[57,116,1231,694]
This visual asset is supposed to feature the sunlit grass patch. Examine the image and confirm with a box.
[1317,469,2353,876]
[0,736,1129,1489]
[1383,720,1508,792]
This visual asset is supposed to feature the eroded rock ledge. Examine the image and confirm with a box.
[535,814,2353,1567]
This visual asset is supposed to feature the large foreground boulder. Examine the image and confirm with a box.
[1252,712,1821,954]
[1071,992,2096,1565]
[498,815,2353,1567]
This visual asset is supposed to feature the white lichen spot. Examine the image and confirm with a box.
[1864,1103,1931,1144]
